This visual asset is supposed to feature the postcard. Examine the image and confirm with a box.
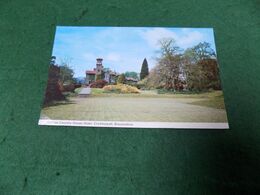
[38,26,229,129]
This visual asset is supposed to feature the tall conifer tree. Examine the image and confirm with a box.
[140,58,149,80]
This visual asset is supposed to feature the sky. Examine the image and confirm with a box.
[52,26,217,77]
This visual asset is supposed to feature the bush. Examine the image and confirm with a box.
[43,65,65,105]
[137,78,148,89]
[90,80,108,88]
[95,74,102,81]
[61,83,76,92]
[117,74,126,84]
[74,84,82,89]
[103,84,140,94]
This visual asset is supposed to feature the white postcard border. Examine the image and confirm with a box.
[38,119,229,129]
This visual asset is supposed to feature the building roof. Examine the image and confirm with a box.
[86,70,96,75]
[125,77,138,82]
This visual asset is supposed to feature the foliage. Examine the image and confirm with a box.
[190,42,216,61]
[183,43,220,91]
[74,77,85,85]
[43,57,65,105]
[60,83,80,92]
[125,80,138,87]
[59,58,75,85]
[74,87,83,94]
[145,38,183,90]
[89,80,108,88]
[125,71,139,79]
[137,78,148,89]
[103,84,140,94]
[142,39,220,92]
[117,73,126,84]
[198,59,221,89]
[158,38,181,56]
[138,69,163,90]
[140,58,149,80]
[95,74,102,81]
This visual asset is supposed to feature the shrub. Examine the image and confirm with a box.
[62,83,76,92]
[74,84,82,89]
[117,74,126,84]
[137,78,148,89]
[103,84,140,94]
[90,80,108,88]
[43,65,65,105]
[95,74,102,81]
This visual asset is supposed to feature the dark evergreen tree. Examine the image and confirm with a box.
[140,58,149,80]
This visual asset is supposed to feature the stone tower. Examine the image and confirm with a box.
[96,58,103,75]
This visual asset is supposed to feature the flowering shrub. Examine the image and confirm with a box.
[89,80,108,88]
[103,84,140,93]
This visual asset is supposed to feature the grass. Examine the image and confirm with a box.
[74,87,83,94]
[40,90,228,122]
[75,87,224,100]
[90,88,224,102]
[188,94,226,109]
[91,88,105,94]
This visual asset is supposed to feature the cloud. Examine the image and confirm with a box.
[140,28,205,49]
[82,53,96,60]
[53,27,213,77]
[140,28,178,48]
[177,29,204,48]
[106,53,121,62]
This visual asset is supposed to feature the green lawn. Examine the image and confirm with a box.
[41,90,228,123]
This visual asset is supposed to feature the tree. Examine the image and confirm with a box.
[158,38,181,56]
[143,40,219,92]
[192,42,216,60]
[183,42,219,91]
[59,58,75,84]
[117,73,126,84]
[198,58,221,90]
[43,56,65,105]
[145,66,164,89]
[125,71,139,79]
[152,38,183,90]
[140,58,149,80]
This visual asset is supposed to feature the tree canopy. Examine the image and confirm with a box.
[142,39,221,91]
[59,58,75,84]
[183,42,220,91]
[43,56,65,105]
[140,58,149,80]
[125,71,139,79]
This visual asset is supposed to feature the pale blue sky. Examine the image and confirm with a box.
[52,26,217,77]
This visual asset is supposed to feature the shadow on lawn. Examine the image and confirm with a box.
[42,99,77,108]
